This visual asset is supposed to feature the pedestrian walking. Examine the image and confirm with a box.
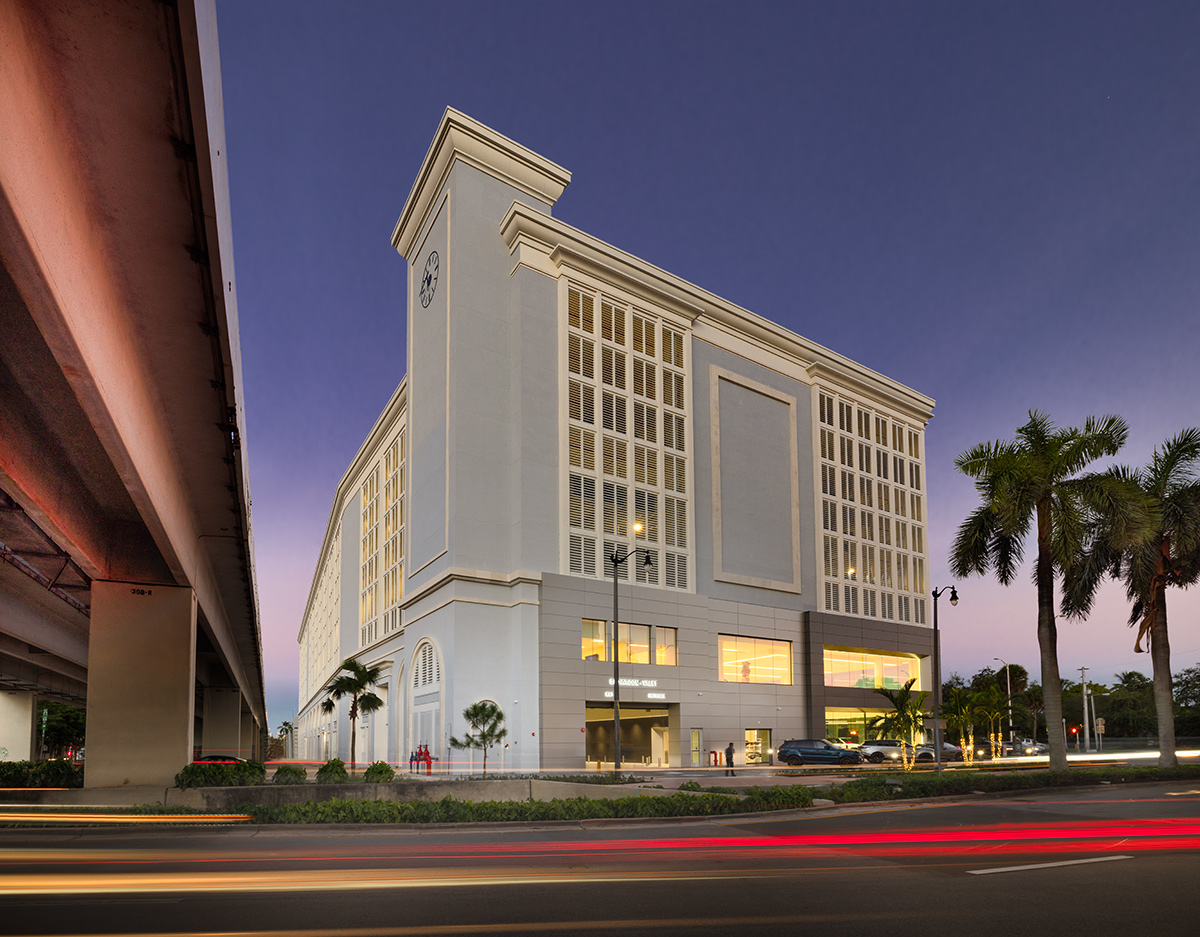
[725,741,735,776]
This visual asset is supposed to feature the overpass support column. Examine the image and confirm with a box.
[201,688,242,759]
[86,582,196,787]
[0,690,36,761]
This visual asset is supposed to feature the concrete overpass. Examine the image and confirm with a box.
[0,0,264,786]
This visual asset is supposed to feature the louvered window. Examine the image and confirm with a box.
[662,327,684,368]
[602,436,627,478]
[844,585,859,615]
[569,381,595,425]
[568,287,594,333]
[843,541,857,580]
[913,526,923,554]
[840,436,853,467]
[821,464,836,496]
[896,489,907,517]
[878,483,890,513]
[880,516,891,546]
[864,545,876,584]
[635,490,658,541]
[875,450,888,480]
[875,416,887,445]
[839,401,853,432]
[911,495,922,521]
[665,552,687,589]
[911,463,922,490]
[602,392,627,434]
[633,358,656,399]
[603,482,627,536]
[569,427,595,470]
[664,454,685,493]
[822,500,837,532]
[897,522,908,552]
[820,428,835,461]
[633,314,656,356]
[602,346,626,389]
[864,589,877,617]
[569,474,596,530]
[634,402,657,443]
[665,497,687,548]
[570,534,596,575]
[859,476,873,507]
[880,550,893,589]
[412,643,440,688]
[819,393,835,427]
[634,445,657,486]
[858,443,871,472]
[893,456,906,487]
[840,470,855,502]
[663,371,685,410]
[663,412,685,452]
[824,580,839,611]
[858,409,871,439]
[568,334,594,379]
[601,301,625,344]
[908,430,921,458]
[862,511,874,542]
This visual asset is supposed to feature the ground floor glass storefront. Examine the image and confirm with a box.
[584,705,672,766]
[824,707,893,746]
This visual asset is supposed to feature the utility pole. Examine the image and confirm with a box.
[1079,666,1090,754]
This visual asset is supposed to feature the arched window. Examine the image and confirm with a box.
[412,641,441,689]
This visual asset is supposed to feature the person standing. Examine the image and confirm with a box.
[724,741,735,776]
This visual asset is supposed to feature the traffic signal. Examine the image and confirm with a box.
[1070,726,1078,735]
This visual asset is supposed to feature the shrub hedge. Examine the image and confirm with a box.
[0,759,83,788]
[174,760,266,790]
[315,758,349,784]
[272,764,308,785]
[363,761,396,783]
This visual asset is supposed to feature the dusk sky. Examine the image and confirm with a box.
[214,1,1200,727]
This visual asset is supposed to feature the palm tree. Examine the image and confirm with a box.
[1064,429,1200,767]
[950,410,1142,771]
[870,678,927,771]
[319,658,386,768]
[975,684,1008,758]
[942,686,978,765]
[276,720,295,758]
[450,701,507,776]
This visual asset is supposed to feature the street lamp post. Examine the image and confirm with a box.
[994,657,1014,746]
[610,536,652,775]
[930,585,958,774]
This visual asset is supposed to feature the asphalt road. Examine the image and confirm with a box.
[2,781,1198,936]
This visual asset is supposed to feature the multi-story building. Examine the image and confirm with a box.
[296,109,936,770]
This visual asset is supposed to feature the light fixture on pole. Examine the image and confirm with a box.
[610,525,653,775]
[930,585,958,774]
[994,657,1014,746]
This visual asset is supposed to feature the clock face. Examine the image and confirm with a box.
[419,251,439,308]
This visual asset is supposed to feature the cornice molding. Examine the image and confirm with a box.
[501,201,935,422]
[391,108,571,259]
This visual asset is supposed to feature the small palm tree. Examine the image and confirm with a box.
[870,678,927,771]
[975,684,1008,758]
[277,720,295,758]
[1064,429,1200,767]
[450,701,507,776]
[950,410,1142,771]
[942,687,978,765]
[319,658,385,768]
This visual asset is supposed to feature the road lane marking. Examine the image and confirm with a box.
[967,855,1132,875]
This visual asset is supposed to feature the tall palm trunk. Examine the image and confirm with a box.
[1150,578,1178,767]
[349,700,358,767]
[1038,500,1068,771]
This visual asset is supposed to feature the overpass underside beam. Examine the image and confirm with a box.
[85,581,196,788]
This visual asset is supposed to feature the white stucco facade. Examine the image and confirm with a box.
[296,109,937,771]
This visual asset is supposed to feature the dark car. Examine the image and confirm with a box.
[777,739,864,766]
[193,754,246,764]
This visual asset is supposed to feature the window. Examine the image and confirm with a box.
[633,358,656,398]
[569,380,595,424]
[602,391,626,433]
[568,334,594,379]
[821,464,836,496]
[656,626,677,666]
[665,551,687,589]
[569,534,596,575]
[633,314,656,356]
[582,618,606,661]
[603,482,627,535]
[603,436,627,478]
[601,300,625,344]
[664,453,685,492]
[911,463,922,490]
[840,470,855,502]
[602,346,626,389]
[820,428,835,461]
[633,401,656,442]
[635,489,658,541]
[823,647,919,690]
[718,635,792,685]
[634,444,657,485]
[823,535,838,578]
[819,393,835,426]
[838,401,853,432]
[618,622,650,664]
[663,370,685,410]
[859,476,873,507]
[663,412,685,451]
[569,426,595,471]
[665,496,687,548]
[662,326,684,367]
[822,499,837,532]
[570,474,596,530]
[568,287,594,333]
[893,456,906,487]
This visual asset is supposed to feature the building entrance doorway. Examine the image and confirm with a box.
[744,728,771,764]
[585,705,670,765]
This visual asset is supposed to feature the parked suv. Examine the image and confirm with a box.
[858,739,906,763]
[777,739,864,766]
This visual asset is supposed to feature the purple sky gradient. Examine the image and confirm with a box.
[214,1,1200,727]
